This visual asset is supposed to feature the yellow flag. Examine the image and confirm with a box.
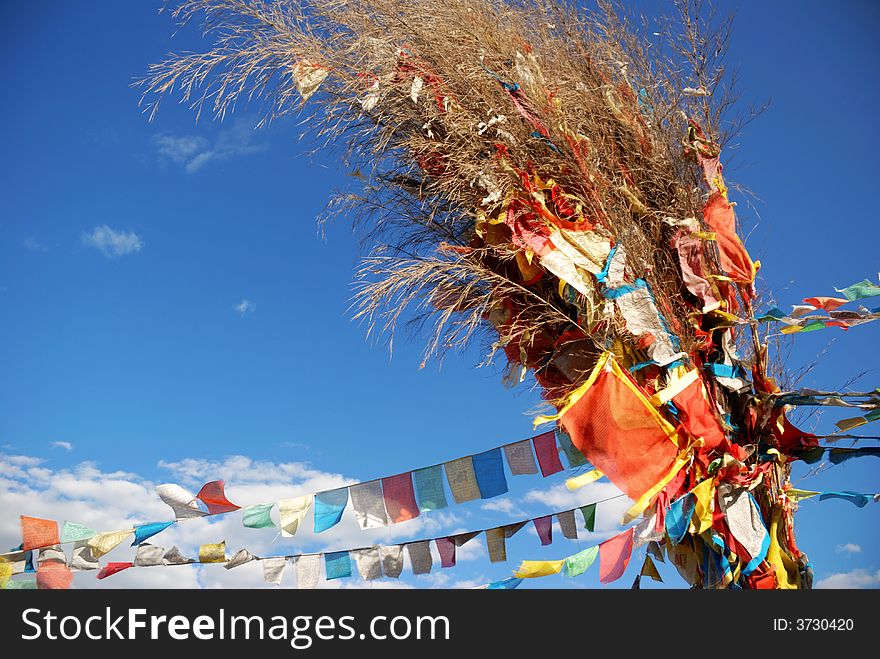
[565,469,603,491]
[766,506,800,589]
[785,488,819,503]
[0,558,12,588]
[640,555,663,583]
[835,416,868,432]
[514,559,564,579]
[199,541,227,564]
[87,529,134,558]
[691,478,715,535]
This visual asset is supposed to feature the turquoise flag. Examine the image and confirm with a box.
[60,521,96,544]
[413,465,448,512]
[324,551,352,580]
[486,577,523,590]
[132,521,174,546]
[836,278,880,301]
[242,503,277,529]
[314,488,349,533]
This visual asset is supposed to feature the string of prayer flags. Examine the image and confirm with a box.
[444,457,481,504]
[324,551,352,580]
[514,559,564,578]
[379,545,404,578]
[534,516,553,545]
[562,546,598,578]
[413,465,449,512]
[134,544,166,567]
[262,557,286,585]
[555,428,589,467]
[242,502,277,529]
[60,521,96,544]
[382,473,420,523]
[435,537,456,568]
[836,277,880,302]
[472,447,509,499]
[503,439,538,475]
[557,510,579,539]
[87,529,133,558]
[352,547,382,581]
[198,541,227,564]
[196,480,240,515]
[156,483,207,519]
[580,503,596,532]
[97,562,133,580]
[407,541,433,575]
[132,521,174,546]
[314,488,349,533]
[295,554,321,589]
[350,481,389,529]
[599,527,634,584]
[834,409,880,432]
[224,548,257,570]
[532,431,564,477]
[279,495,312,537]
[21,516,59,551]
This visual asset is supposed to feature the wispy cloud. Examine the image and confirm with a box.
[234,299,255,317]
[836,543,862,554]
[82,225,143,258]
[816,568,880,589]
[51,441,73,451]
[23,237,49,252]
[480,497,524,517]
[154,120,266,174]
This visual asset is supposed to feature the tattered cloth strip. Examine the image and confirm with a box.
[198,541,226,564]
[444,457,481,503]
[88,529,133,558]
[262,557,286,585]
[314,488,349,533]
[60,521,96,544]
[133,521,174,546]
[413,465,449,512]
[435,537,456,568]
[703,191,755,284]
[599,527,634,584]
[352,547,382,581]
[295,554,321,589]
[503,439,539,475]
[672,230,720,313]
[349,480,389,529]
[382,473,420,523]
[533,516,553,546]
[279,495,312,537]
[379,545,404,578]
[819,491,873,508]
[70,540,101,570]
[665,493,695,544]
[20,516,59,551]
[406,541,433,575]
[717,484,769,570]
[563,546,598,578]
[580,504,597,532]
[196,480,240,515]
[565,468,604,490]
[324,551,352,580]
[532,431,564,477]
[224,548,257,570]
[485,577,523,590]
[156,483,206,519]
[163,546,195,565]
[134,543,166,567]
[691,479,715,535]
[640,555,663,583]
[97,562,133,580]
[472,447,509,499]
[242,503,277,529]
[556,510,579,540]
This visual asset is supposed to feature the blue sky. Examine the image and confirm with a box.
[0,1,877,589]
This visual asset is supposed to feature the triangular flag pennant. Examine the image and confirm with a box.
[279,495,312,537]
[640,555,663,582]
[599,527,634,584]
[87,530,134,558]
[196,480,240,515]
[665,493,695,544]
[156,484,207,519]
[20,517,59,551]
[132,521,174,546]
[96,562,134,580]
[60,521,96,544]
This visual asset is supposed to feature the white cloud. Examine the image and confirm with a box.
[836,543,862,554]
[23,237,48,252]
[816,568,880,589]
[523,481,629,534]
[234,299,255,317]
[51,441,73,451]
[82,225,143,258]
[154,120,266,174]
[480,497,523,517]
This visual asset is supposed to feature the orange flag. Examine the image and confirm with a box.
[21,516,59,551]
[703,191,755,284]
[196,480,240,515]
[600,527,634,584]
[36,561,73,590]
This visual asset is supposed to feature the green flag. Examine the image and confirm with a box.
[242,503,277,529]
[579,503,596,532]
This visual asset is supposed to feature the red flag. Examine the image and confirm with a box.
[703,191,755,284]
[803,296,847,312]
[672,374,728,452]
[97,562,134,580]
[532,431,564,477]
[21,516,59,551]
[381,473,420,523]
[533,515,553,546]
[196,480,240,515]
[599,527,634,584]
[435,537,456,568]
